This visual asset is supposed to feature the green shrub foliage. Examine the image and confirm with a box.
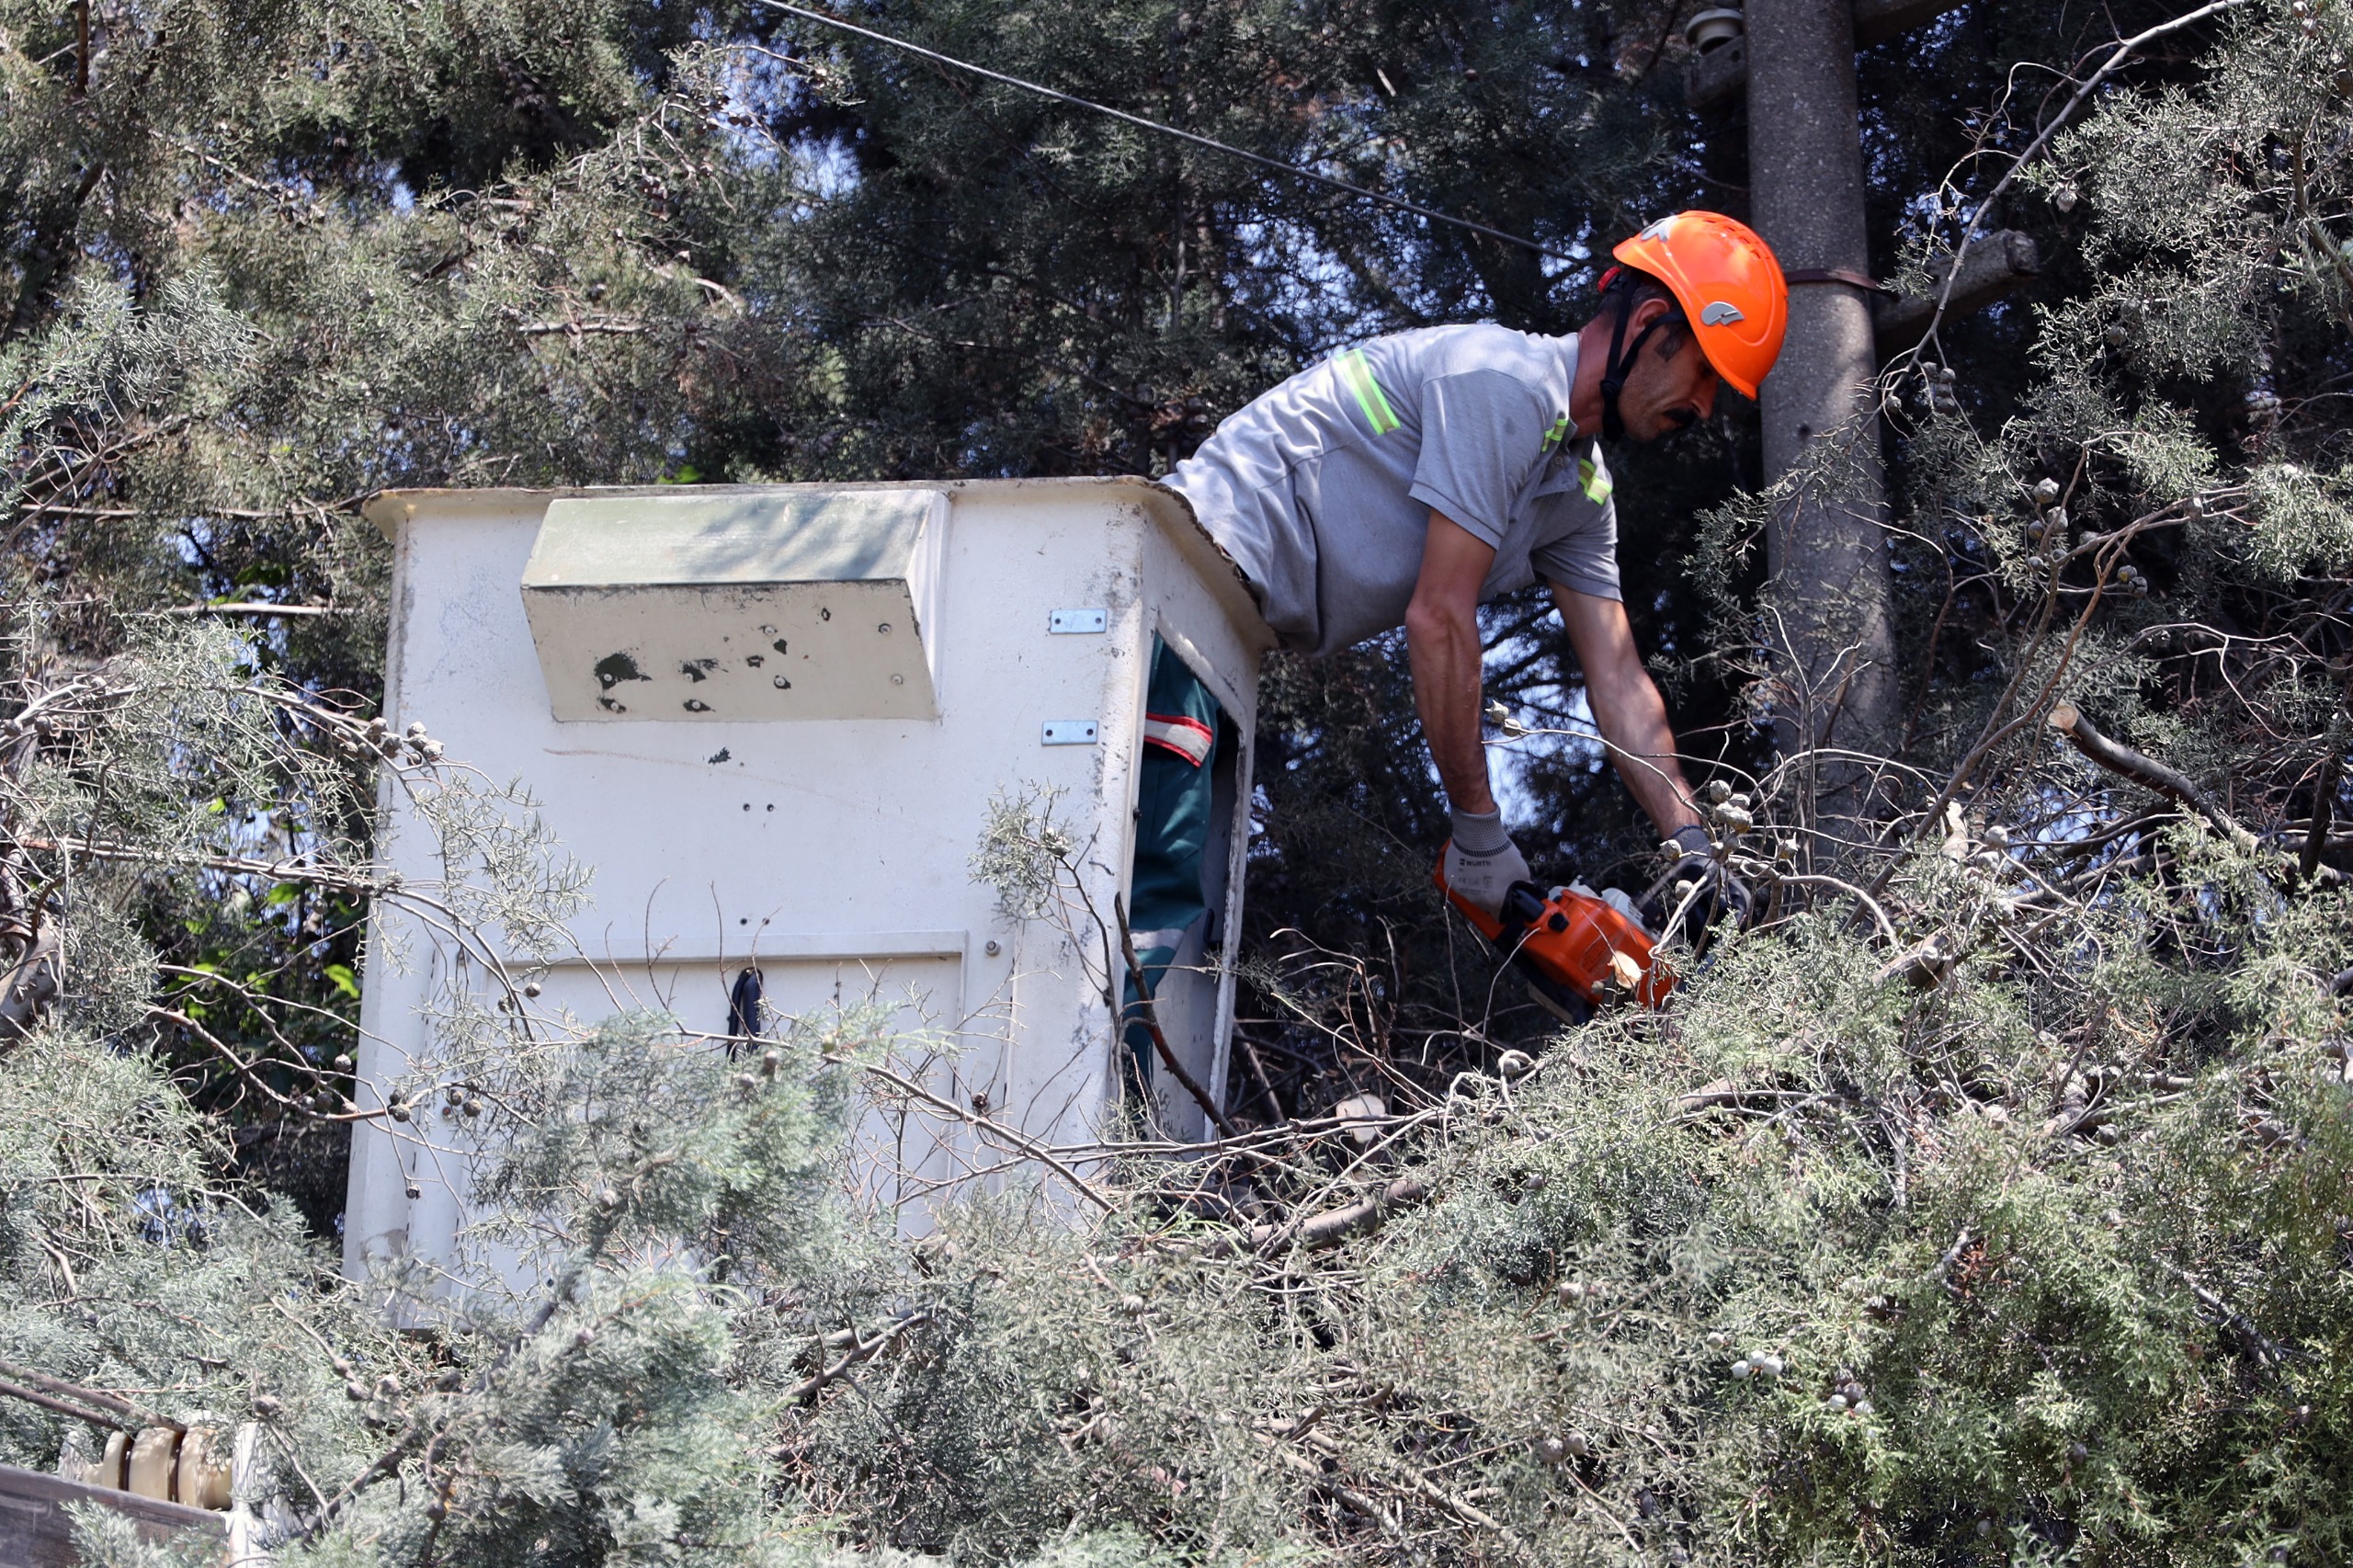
[2,1,2350,1565]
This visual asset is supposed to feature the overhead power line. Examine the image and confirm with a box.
[750,0,1571,263]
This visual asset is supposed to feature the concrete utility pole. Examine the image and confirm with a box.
[1686,0,2041,831]
[1743,0,1901,824]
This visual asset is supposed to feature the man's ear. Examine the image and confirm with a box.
[1632,295,1691,363]
[1629,295,1679,333]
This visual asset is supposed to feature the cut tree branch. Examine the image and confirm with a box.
[1917,0,2251,351]
[1206,1175,1431,1256]
[0,1357,183,1433]
[0,1376,123,1431]
[2047,703,2257,854]
[1874,231,2040,353]
[787,1310,935,1402]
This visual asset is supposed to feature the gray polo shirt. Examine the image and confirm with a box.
[1165,324,1618,657]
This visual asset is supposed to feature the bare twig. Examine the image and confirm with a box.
[1771,873,1902,946]
[154,602,351,619]
[1113,894,1242,1141]
[787,1309,935,1401]
[856,1060,1119,1212]
[1212,1175,1431,1256]
[0,1376,123,1431]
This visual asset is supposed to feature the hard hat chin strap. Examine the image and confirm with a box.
[1597,277,1665,445]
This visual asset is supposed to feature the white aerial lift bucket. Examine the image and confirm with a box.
[345,480,1275,1284]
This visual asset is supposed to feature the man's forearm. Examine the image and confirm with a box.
[1592,669,1699,840]
[1406,602,1495,813]
[1406,511,1506,817]
[1550,585,1703,844]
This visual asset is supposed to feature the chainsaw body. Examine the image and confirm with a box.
[1435,863,1675,1022]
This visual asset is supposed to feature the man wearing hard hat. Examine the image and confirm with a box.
[1129,212,1786,1005]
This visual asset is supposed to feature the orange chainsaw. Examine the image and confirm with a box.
[1434,860,1676,1023]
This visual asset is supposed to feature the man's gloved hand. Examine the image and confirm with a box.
[1442,806,1531,916]
[1661,824,1754,939]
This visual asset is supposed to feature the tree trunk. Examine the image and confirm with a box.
[1745,0,1902,834]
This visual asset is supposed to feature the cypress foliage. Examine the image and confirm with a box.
[0,1,2349,1564]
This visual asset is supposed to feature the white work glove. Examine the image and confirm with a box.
[1442,806,1530,916]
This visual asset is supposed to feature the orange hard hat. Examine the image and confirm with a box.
[1609,210,1788,400]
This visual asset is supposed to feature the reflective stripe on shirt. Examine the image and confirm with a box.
[1336,348,1401,436]
[1577,455,1613,505]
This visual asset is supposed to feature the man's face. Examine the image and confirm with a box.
[1617,300,1721,442]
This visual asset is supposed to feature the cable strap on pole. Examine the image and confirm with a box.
[1785,267,1896,296]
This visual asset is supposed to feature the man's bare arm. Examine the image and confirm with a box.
[1405,512,1500,813]
[1550,584,1703,841]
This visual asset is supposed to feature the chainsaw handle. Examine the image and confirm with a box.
[1496,881,1550,927]
[1433,858,1547,938]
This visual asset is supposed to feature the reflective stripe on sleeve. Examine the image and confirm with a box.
[1577,455,1614,505]
[1336,348,1401,436]
[1142,712,1215,767]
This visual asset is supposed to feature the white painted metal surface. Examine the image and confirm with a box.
[521,487,948,722]
[346,479,1275,1288]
